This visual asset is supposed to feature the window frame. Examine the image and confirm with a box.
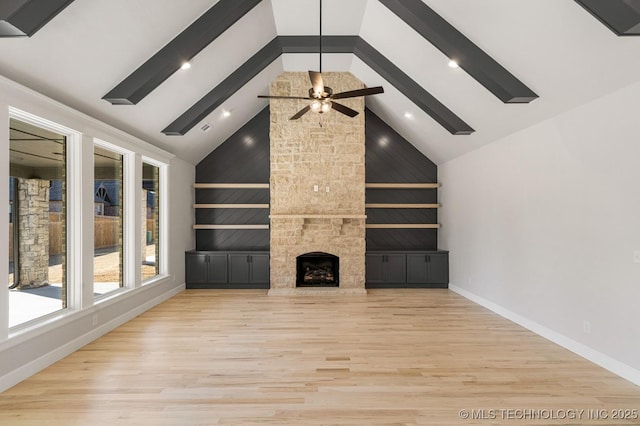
[140,157,168,284]
[7,107,81,331]
[92,139,132,299]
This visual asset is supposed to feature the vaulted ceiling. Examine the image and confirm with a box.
[2,0,640,165]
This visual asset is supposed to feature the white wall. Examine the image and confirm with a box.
[440,81,640,385]
[0,76,195,391]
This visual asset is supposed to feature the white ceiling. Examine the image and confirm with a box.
[1,0,640,165]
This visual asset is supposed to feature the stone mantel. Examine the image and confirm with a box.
[269,215,367,219]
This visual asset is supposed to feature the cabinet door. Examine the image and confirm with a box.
[365,254,386,284]
[385,254,406,283]
[228,254,250,284]
[406,254,429,284]
[249,254,270,284]
[207,253,228,284]
[185,253,208,285]
[427,253,449,284]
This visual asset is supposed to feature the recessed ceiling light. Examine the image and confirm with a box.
[180,62,191,70]
[448,60,459,68]
[222,110,231,118]
[404,112,413,119]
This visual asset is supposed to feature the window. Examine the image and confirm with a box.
[93,145,124,295]
[8,118,67,327]
[141,162,160,281]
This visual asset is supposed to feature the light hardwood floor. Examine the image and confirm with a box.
[1,290,639,425]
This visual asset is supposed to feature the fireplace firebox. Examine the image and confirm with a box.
[296,252,339,287]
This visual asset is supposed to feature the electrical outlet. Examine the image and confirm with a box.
[92,314,98,326]
[633,251,640,263]
[583,320,591,335]
[313,185,318,192]
[325,186,330,193]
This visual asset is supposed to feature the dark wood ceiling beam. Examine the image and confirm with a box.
[575,0,640,35]
[278,35,359,54]
[162,38,282,136]
[354,38,474,135]
[163,36,473,136]
[102,0,263,105]
[0,0,74,37]
[379,0,538,104]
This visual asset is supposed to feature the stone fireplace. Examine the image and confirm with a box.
[268,72,367,295]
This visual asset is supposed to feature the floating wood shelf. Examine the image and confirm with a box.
[193,183,269,189]
[193,224,269,230]
[365,183,440,189]
[194,204,269,209]
[366,224,440,229]
[365,203,439,209]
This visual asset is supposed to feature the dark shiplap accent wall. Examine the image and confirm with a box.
[365,110,437,182]
[195,230,269,251]
[196,107,270,183]
[365,109,438,251]
[194,107,439,251]
[195,107,270,251]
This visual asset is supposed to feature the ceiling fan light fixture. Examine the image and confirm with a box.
[310,99,322,113]
[310,99,332,114]
[321,99,332,113]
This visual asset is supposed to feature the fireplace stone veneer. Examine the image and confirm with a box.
[268,72,367,295]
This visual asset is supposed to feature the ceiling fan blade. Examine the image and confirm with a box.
[258,95,309,100]
[309,71,324,97]
[331,86,384,100]
[331,101,359,118]
[290,105,311,120]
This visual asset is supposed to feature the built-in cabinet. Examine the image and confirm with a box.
[365,253,407,285]
[366,251,449,288]
[228,253,270,285]
[185,251,269,289]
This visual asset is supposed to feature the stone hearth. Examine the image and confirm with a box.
[268,72,367,295]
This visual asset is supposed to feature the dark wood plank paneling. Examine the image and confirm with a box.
[196,107,270,183]
[195,188,269,204]
[366,188,437,204]
[366,209,437,224]
[195,208,269,225]
[366,229,438,251]
[196,230,270,251]
[365,109,437,182]
[195,107,270,251]
[365,109,438,251]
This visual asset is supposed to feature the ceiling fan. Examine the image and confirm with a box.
[257,0,384,120]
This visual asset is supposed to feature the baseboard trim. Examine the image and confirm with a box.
[0,284,184,393]
[450,284,640,387]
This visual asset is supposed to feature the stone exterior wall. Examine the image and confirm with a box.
[142,189,147,263]
[269,72,367,294]
[17,178,50,288]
